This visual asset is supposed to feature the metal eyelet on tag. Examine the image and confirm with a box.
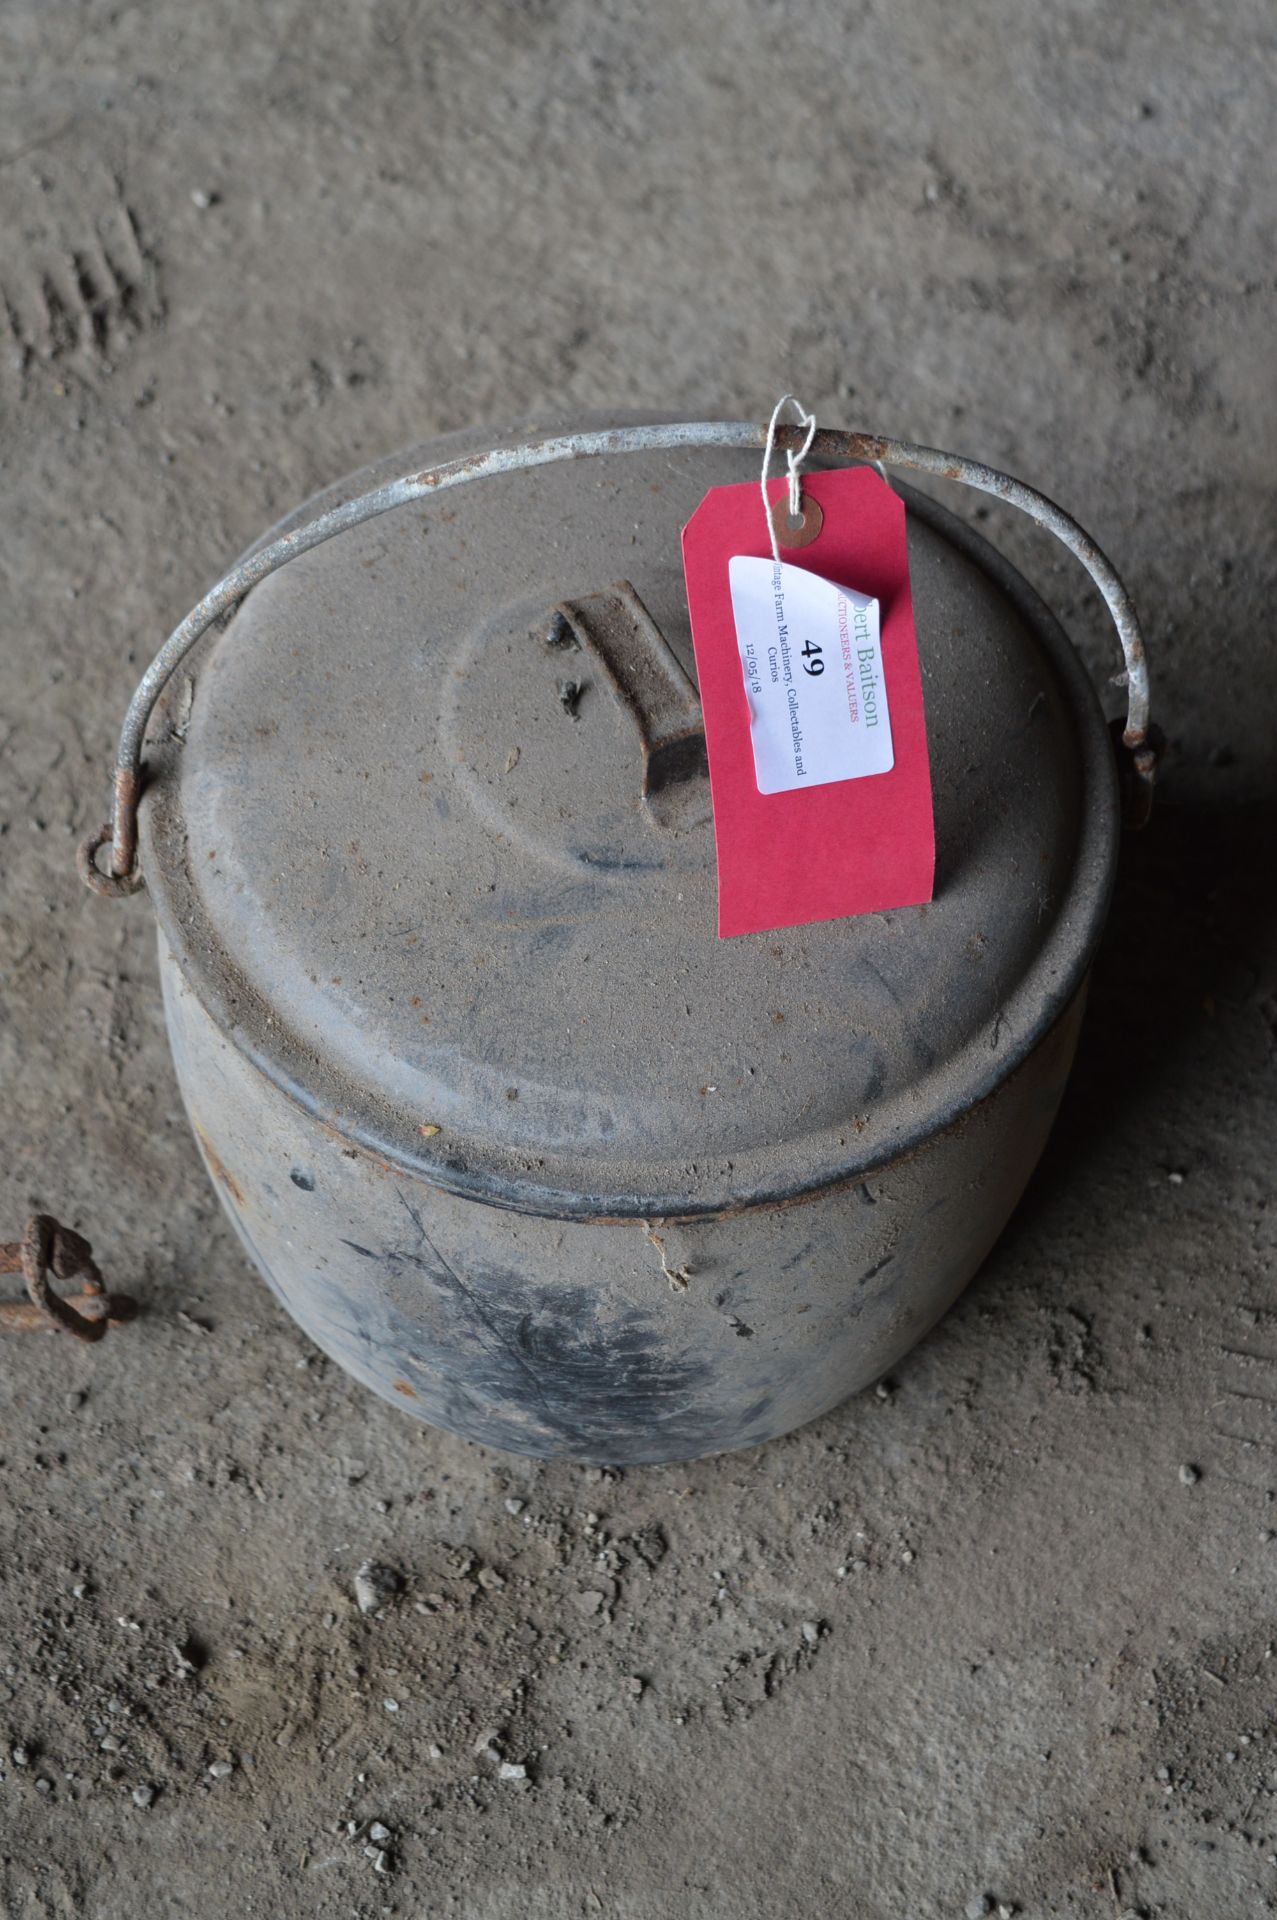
[769,494,824,549]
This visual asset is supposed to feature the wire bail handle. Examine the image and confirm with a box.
[77,417,1156,898]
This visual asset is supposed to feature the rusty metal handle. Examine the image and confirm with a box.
[78,420,1154,897]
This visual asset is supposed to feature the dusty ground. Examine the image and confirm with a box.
[1,3,1275,1915]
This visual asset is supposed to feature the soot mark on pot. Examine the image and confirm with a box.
[366,1190,723,1459]
[529,922,576,959]
[842,1035,887,1104]
[325,1285,379,1361]
[859,1052,886,1103]
[712,1286,756,1338]
[290,1167,316,1192]
[569,847,662,875]
[780,1240,815,1274]
[858,1252,895,1285]
[711,1287,756,1337]
[473,876,614,932]
[855,960,937,1072]
[390,1192,561,1428]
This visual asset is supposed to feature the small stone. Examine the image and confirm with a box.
[353,1562,402,1615]
[131,1782,156,1808]
[11,1746,29,1768]
[99,1734,121,1753]
[498,1761,528,1781]
[477,1566,505,1591]
[322,1612,337,1629]
[1167,1169,1185,1185]
[626,1676,645,1697]
[965,1899,993,1920]
[190,188,219,210]
[34,1776,53,1794]
[383,1699,399,1714]
[371,1849,391,1875]
[1179,1463,1201,1486]
[801,1621,821,1646]
[208,1760,234,1779]
[367,1821,391,1844]
[504,1497,526,1516]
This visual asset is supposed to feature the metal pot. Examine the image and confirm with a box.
[79,416,1154,1464]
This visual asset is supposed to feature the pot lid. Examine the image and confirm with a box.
[141,416,1118,1218]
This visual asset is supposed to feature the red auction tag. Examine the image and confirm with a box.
[682,467,934,938]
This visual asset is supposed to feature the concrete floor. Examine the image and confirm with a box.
[1,3,1275,1914]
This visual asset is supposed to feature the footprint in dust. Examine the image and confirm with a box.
[0,159,165,379]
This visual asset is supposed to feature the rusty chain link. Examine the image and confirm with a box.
[0,1215,137,1341]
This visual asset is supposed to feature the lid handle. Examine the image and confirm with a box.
[543,581,706,808]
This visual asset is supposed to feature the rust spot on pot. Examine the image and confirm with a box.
[392,1379,419,1398]
[193,1123,245,1207]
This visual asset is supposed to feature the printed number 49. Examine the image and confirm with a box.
[802,640,825,678]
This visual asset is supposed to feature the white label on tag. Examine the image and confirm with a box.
[727,556,894,796]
